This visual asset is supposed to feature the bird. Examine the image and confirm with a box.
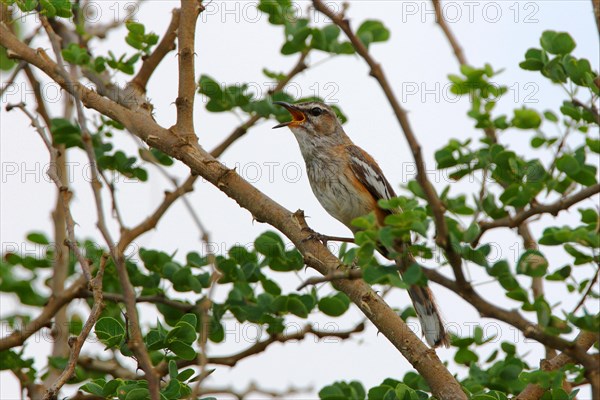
[273,100,449,348]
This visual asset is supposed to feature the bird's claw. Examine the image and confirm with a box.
[301,227,329,245]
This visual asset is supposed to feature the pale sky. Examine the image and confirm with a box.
[1,1,599,399]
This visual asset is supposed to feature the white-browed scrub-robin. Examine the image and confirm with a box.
[273,101,449,348]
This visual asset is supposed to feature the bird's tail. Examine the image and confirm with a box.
[406,284,449,348]
[387,245,449,348]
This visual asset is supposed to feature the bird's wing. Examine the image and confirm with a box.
[346,145,397,202]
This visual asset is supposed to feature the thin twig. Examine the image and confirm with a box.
[572,98,600,125]
[431,0,467,65]
[209,50,309,157]
[572,266,600,313]
[196,382,311,400]
[98,170,126,230]
[0,276,87,351]
[476,184,600,240]
[44,255,107,399]
[297,269,363,290]
[79,290,199,313]
[6,102,93,281]
[155,322,366,376]
[130,8,181,93]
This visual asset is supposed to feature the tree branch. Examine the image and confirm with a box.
[164,322,366,373]
[515,330,599,400]
[476,184,600,241]
[130,8,181,93]
[209,49,308,158]
[174,0,202,136]
[196,382,311,400]
[421,266,599,370]
[78,290,198,313]
[44,255,107,399]
[572,266,599,313]
[0,276,87,351]
[296,269,363,290]
[431,0,467,65]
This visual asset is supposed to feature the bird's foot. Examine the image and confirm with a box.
[301,227,354,246]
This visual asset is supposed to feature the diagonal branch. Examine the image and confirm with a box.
[163,322,366,373]
[431,0,467,65]
[0,276,87,351]
[209,49,308,157]
[592,0,600,36]
[515,330,599,400]
[0,25,469,400]
[130,8,181,93]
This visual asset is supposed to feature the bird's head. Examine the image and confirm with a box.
[272,101,341,137]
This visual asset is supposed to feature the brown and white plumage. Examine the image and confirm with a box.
[274,101,449,348]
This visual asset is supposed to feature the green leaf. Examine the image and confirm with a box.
[0,45,16,71]
[177,368,195,382]
[80,380,105,396]
[512,108,541,129]
[318,293,351,317]
[61,43,90,65]
[102,379,123,397]
[516,250,549,277]
[258,0,293,25]
[403,264,427,286]
[540,31,576,54]
[125,388,150,400]
[463,223,480,243]
[254,231,285,258]
[586,138,600,154]
[546,265,571,281]
[95,317,125,349]
[564,244,593,265]
[368,385,394,400]
[287,296,309,318]
[168,340,196,360]
[356,20,390,49]
[168,359,178,379]
[556,154,580,175]
[50,118,82,148]
[26,232,49,245]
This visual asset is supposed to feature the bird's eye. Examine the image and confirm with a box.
[310,107,323,117]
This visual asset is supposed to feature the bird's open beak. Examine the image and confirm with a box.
[272,101,306,129]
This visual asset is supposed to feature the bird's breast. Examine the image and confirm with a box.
[305,158,374,230]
